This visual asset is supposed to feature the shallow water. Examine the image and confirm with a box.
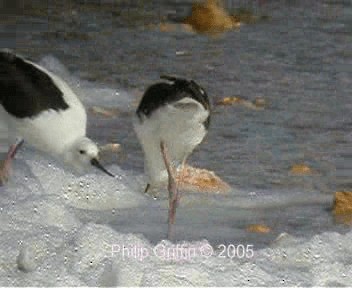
[1,0,351,246]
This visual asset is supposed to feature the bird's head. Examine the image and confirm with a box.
[64,137,114,177]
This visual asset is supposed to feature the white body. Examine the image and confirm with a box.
[0,59,88,168]
[133,97,209,187]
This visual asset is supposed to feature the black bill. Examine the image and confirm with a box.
[91,158,115,177]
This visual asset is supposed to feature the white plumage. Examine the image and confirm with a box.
[1,63,86,154]
[133,76,210,191]
[0,50,113,184]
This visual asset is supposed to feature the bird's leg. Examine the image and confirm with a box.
[160,141,179,240]
[0,140,24,185]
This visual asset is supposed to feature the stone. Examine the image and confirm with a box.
[246,224,271,233]
[333,191,352,215]
[177,165,230,194]
[290,164,313,175]
[183,0,240,34]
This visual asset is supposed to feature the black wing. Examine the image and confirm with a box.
[136,82,176,118]
[0,50,69,119]
[137,75,211,128]
[160,75,210,112]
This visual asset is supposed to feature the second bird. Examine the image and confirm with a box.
[134,75,211,193]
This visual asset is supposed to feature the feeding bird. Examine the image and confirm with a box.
[0,50,114,185]
[133,75,210,193]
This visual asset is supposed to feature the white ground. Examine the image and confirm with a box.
[0,57,350,286]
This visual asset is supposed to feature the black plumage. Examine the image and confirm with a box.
[0,50,69,119]
[136,75,211,129]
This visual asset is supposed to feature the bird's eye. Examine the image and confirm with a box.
[79,150,86,155]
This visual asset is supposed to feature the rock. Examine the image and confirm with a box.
[333,192,352,215]
[290,164,314,175]
[183,0,240,34]
[216,96,243,105]
[333,192,352,225]
[177,165,230,194]
[216,96,265,110]
[246,224,271,233]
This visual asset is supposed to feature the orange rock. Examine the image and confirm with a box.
[216,96,243,105]
[333,191,352,215]
[183,0,240,34]
[290,164,313,175]
[333,191,352,225]
[176,165,230,194]
[216,96,265,110]
[246,224,271,233]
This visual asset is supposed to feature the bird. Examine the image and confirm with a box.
[133,75,210,193]
[0,49,114,185]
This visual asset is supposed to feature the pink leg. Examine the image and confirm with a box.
[0,140,24,185]
[160,141,179,240]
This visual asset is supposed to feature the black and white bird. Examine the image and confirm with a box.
[133,75,210,192]
[0,50,113,184]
